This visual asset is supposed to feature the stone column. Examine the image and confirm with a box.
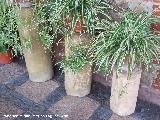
[64,33,92,97]
[17,2,54,82]
[110,65,142,116]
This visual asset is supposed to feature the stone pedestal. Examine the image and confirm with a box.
[110,65,142,116]
[17,7,53,82]
[64,33,92,97]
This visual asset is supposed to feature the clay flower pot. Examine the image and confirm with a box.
[65,16,85,33]
[0,49,13,64]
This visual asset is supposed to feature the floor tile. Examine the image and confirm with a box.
[0,98,23,120]
[0,62,27,84]
[49,96,100,120]
[15,80,59,103]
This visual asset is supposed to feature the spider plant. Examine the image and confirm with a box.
[48,0,112,72]
[60,36,91,73]
[48,0,112,34]
[30,0,113,74]
[91,10,160,77]
[32,0,112,48]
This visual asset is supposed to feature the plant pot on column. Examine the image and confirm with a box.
[111,64,142,116]
[91,11,160,116]
[16,2,53,82]
[49,0,111,97]
[64,33,92,97]
[64,12,92,97]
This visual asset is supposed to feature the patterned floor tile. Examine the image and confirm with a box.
[49,96,100,120]
[88,106,112,120]
[0,62,27,84]
[15,80,59,103]
[0,98,23,120]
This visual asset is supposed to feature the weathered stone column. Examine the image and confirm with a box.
[110,65,142,116]
[64,33,92,97]
[17,2,54,82]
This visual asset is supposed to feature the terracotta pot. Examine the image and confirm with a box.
[0,49,13,64]
[64,33,92,97]
[65,17,85,33]
[110,64,142,116]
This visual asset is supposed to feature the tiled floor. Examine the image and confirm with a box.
[0,60,160,120]
[0,98,23,120]
[15,80,59,103]
[49,96,100,120]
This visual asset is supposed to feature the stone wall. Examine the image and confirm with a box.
[114,0,153,14]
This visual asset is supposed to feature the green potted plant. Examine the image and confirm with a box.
[0,0,21,64]
[62,33,92,97]
[91,10,160,116]
[46,0,112,97]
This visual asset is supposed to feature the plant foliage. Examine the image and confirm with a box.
[91,10,160,77]
[60,43,90,73]
[0,0,22,55]
[32,0,112,49]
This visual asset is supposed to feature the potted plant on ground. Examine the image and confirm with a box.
[0,0,22,64]
[46,0,112,97]
[0,40,13,64]
[91,10,160,116]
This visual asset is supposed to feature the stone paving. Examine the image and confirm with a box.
[0,59,160,120]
